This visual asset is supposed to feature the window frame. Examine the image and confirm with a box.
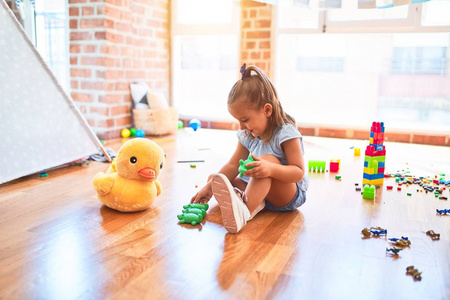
[171,0,241,119]
[272,2,450,134]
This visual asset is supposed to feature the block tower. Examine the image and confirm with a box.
[363,122,386,186]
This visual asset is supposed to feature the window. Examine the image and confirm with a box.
[35,1,68,91]
[18,0,68,91]
[171,0,240,119]
[275,3,450,133]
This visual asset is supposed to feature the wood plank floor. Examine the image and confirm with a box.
[0,128,449,300]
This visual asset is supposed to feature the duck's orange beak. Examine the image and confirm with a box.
[138,167,156,180]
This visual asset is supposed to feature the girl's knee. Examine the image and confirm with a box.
[260,154,281,164]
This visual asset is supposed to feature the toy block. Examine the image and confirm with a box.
[363,173,385,180]
[364,167,375,175]
[330,161,339,172]
[363,178,384,186]
[354,148,360,156]
[362,184,375,200]
[308,160,326,172]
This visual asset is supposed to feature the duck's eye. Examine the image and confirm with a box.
[160,162,164,169]
[130,157,137,164]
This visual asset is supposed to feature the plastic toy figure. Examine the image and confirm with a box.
[426,230,440,240]
[436,208,450,215]
[177,212,203,226]
[389,237,411,247]
[178,203,209,226]
[406,266,422,281]
[182,207,206,218]
[386,247,403,255]
[361,226,387,237]
[183,203,209,211]
[238,154,256,177]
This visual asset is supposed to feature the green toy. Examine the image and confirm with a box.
[239,154,255,177]
[130,127,137,137]
[362,184,375,200]
[183,203,209,210]
[182,207,206,217]
[308,160,326,172]
[178,203,209,226]
[177,213,203,225]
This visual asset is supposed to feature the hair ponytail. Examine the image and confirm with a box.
[228,64,295,142]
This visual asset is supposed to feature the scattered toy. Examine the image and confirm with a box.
[361,226,387,237]
[39,172,48,177]
[330,160,339,172]
[388,236,411,247]
[177,203,209,226]
[386,247,403,255]
[362,184,375,200]
[308,160,326,172]
[406,266,422,281]
[426,230,440,240]
[436,208,450,215]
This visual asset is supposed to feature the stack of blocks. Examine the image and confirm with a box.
[363,122,386,186]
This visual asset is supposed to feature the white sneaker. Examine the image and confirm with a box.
[212,173,250,233]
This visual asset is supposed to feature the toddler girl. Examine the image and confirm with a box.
[191,64,309,233]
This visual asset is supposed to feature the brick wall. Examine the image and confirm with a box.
[69,0,170,140]
[241,0,272,76]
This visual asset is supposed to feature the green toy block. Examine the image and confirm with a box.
[362,184,375,200]
[239,154,255,177]
[371,159,378,174]
[308,160,326,172]
[177,213,203,225]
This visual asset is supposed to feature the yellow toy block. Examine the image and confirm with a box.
[364,167,375,175]
[354,148,360,156]
[363,178,384,185]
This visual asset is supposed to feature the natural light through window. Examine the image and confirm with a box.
[172,0,240,120]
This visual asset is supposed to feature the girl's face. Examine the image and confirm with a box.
[228,99,272,139]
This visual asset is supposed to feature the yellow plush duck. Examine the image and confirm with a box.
[93,138,165,212]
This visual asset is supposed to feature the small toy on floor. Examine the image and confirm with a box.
[177,203,209,226]
[362,184,376,200]
[388,236,411,247]
[406,266,422,281]
[426,230,440,240]
[92,138,165,212]
[386,247,403,255]
[436,208,450,215]
[361,226,387,237]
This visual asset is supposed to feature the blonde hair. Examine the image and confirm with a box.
[228,64,296,143]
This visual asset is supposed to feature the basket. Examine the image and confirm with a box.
[133,107,178,136]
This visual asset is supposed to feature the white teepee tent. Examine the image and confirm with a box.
[0,0,110,184]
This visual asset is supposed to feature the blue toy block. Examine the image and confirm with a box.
[363,173,385,180]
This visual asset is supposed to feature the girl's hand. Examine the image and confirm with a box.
[190,181,213,204]
[243,155,272,179]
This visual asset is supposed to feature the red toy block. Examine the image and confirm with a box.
[329,161,339,172]
[397,187,402,191]
[387,186,393,190]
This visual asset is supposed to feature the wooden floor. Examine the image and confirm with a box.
[1,128,449,300]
